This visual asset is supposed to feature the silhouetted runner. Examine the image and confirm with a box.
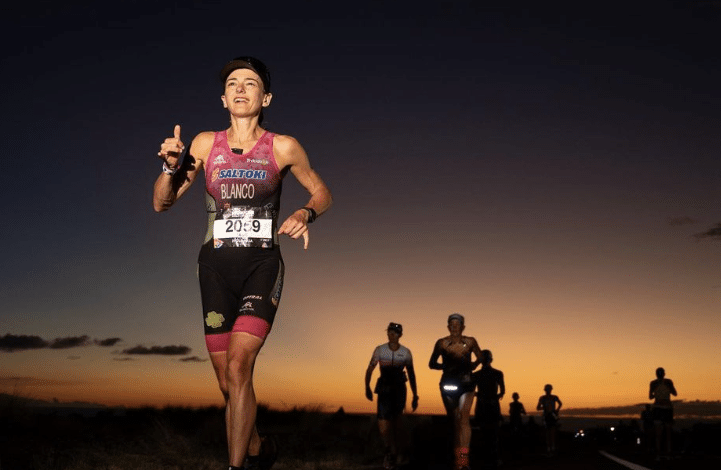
[649,367,677,460]
[641,404,654,452]
[508,392,526,457]
[472,349,505,466]
[509,392,526,433]
[536,384,562,456]
[365,322,419,469]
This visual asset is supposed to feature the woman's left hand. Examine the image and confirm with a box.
[278,209,310,249]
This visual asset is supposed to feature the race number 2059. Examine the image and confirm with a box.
[214,217,272,239]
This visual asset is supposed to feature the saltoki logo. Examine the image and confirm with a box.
[218,169,267,180]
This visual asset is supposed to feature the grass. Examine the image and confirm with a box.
[0,398,395,470]
[3,394,721,470]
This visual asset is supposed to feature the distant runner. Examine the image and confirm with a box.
[472,350,505,465]
[508,392,527,456]
[508,392,526,433]
[536,384,562,456]
[649,367,677,460]
[153,56,332,470]
[429,313,482,470]
[365,322,419,469]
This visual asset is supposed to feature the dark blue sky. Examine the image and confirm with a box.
[1,1,720,409]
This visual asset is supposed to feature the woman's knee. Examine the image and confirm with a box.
[226,347,262,383]
[225,357,254,385]
[217,380,230,400]
[224,333,264,386]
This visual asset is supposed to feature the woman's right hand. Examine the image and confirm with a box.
[158,124,185,168]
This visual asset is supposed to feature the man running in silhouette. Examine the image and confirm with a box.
[649,367,677,459]
[536,384,562,456]
[472,350,505,466]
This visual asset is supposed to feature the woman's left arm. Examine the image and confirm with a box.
[274,135,333,249]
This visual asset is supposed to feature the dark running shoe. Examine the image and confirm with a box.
[383,452,396,469]
[242,455,260,470]
[259,434,278,470]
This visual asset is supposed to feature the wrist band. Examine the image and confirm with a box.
[162,162,178,175]
[302,206,317,223]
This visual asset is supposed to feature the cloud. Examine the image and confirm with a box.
[121,345,192,356]
[1,334,97,352]
[0,334,49,352]
[95,337,122,347]
[694,223,721,240]
[668,216,697,226]
[1,334,188,357]
[112,357,137,362]
[49,335,91,349]
[179,356,208,363]
[0,376,83,387]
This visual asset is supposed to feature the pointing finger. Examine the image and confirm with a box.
[174,124,181,140]
[302,230,309,250]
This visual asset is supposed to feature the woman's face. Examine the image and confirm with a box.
[387,329,401,342]
[221,68,272,117]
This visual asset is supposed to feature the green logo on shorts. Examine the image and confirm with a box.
[205,311,225,328]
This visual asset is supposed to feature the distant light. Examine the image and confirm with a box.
[636,438,641,445]
[610,427,615,432]
[443,384,458,391]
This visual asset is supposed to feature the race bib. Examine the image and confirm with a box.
[213,207,273,248]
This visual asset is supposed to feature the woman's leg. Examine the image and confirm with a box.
[457,392,474,448]
[220,332,265,467]
[209,350,231,446]
[210,349,263,467]
[453,392,474,469]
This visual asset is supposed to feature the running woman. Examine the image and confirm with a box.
[153,57,332,470]
[536,384,562,456]
[429,313,482,470]
[365,322,419,469]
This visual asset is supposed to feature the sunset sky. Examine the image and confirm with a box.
[1,1,719,416]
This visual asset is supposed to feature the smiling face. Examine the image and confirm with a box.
[220,68,272,117]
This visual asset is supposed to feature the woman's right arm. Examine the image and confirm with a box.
[153,126,211,212]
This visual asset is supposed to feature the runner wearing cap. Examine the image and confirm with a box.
[153,56,332,470]
[365,322,419,469]
[429,314,482,470]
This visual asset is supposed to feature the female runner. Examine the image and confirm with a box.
[153,56,332,470]
[429,313,482,470]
